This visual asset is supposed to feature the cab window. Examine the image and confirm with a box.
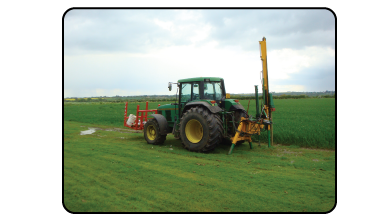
[204,82,223,100]
[180,83,191,103]
[214,82,222,100]
[192,83,200,100]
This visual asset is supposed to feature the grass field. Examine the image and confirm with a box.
[64,120,335,212]
[64,98,335,212]
[64,98,335,149]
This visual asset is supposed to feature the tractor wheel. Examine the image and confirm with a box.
[179,106,223,152]
[144,118,166,145]
[226,110,248,146]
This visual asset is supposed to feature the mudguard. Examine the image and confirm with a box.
[150,114,169,135]
[183,101,223,114]
[229,103,246,112]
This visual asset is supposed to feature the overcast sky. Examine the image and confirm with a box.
[64,9,335,97]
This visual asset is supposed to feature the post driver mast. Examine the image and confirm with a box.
[260,37,275,146]
[227,37,275,154]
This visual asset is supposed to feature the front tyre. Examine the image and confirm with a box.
[144,119,166,145]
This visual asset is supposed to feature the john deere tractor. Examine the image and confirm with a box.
[144,77,249,152]
[142,37,275,154]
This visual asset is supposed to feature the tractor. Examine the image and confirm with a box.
[124,37,275,154]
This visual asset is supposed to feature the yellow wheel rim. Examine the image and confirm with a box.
[146,125,156,140]
[185,119,203,143]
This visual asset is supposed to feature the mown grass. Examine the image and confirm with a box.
[64,120,335,212]
[64,98,335,149]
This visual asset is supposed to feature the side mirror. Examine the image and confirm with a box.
[168,82,172,91]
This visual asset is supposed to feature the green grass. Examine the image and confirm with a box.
[245,98,335,149]
[64,98,335,149]
[64,120,335,212]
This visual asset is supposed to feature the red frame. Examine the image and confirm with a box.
[124,101,160,130]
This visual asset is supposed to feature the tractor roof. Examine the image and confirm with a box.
[178,77,223,83]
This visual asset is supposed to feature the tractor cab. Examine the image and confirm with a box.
[175,77,225,104]
[165,77,245,122]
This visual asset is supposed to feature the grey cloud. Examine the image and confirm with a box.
[64,9,335,55]
[64,9,193,55]
[272,64,335,92]
[201,9,335,50]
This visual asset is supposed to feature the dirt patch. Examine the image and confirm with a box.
[98,127,141,133]
[80,127,142,135]
[112,128,143,133]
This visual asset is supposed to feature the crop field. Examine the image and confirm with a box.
[248,99,335,149]
[64,98,335,149]
[63,98,335,212]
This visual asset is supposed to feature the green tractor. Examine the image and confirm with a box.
[138,37,275,154]
[144,77,249,152]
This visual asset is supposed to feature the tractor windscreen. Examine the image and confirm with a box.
[204,81,223,101]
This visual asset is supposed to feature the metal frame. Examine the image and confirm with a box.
[124,101,160,130]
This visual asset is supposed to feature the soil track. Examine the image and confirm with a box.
[80,126,143,134]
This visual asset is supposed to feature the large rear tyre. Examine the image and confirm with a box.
[144,118,166,145]
[179,106,223,152]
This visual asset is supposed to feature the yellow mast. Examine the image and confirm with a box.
[259,37,269,110]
